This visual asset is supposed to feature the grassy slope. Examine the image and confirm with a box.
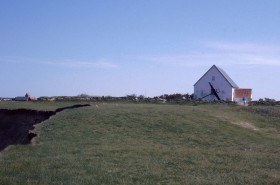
[0,101,87,111]
[0,103,279,185]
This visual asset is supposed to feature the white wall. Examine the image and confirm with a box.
[194,67,234,101]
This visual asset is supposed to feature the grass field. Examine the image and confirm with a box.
[0,101,86,111]
[0,102,279,184]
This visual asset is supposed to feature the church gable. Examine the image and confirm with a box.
[194,65,238,88]
[193,65,238,101]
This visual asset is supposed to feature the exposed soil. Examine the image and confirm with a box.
[0,104,90,152]
[215,115,259,131]
[231,121,259,131]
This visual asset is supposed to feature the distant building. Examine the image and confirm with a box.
[193,65,252,102]
[234,89,252,104]
[0,97,13,101]
[14,92,36,101]
[25,93,36,101]
[14,96,29,101]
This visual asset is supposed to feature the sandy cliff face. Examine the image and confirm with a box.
[0,104,90,151]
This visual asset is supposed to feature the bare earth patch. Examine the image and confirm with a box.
[231,121,259,131]
[215,115,260,131]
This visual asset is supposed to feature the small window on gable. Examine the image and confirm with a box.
[200,90,204,96]
[212,76,215,81]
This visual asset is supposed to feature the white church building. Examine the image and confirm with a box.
[193,65,252,102]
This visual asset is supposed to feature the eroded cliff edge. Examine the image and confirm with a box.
[0,104,90,151]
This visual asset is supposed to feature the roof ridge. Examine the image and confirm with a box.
[215,65,238,88]
[194,65,239,88]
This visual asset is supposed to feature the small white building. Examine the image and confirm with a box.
[234,89,253,104]
[193,65,252,102]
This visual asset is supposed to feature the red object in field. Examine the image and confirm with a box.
[25,92,36,101]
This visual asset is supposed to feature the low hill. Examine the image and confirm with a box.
[0,102,279,184]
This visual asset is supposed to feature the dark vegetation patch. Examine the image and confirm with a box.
[0,104,90,151]
[248,107,280,118]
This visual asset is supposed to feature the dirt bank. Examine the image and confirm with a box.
[0,104,90,151]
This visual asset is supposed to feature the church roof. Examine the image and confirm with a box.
[194,65,239,88]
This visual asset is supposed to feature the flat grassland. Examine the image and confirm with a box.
[0,102,279,184]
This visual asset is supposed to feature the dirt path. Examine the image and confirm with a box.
[231,121,259,131]
[215,115,260,131]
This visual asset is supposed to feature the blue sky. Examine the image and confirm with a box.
[1,1,280,100]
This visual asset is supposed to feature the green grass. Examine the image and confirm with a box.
[0,101,88,111]
[0,103,279,184]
